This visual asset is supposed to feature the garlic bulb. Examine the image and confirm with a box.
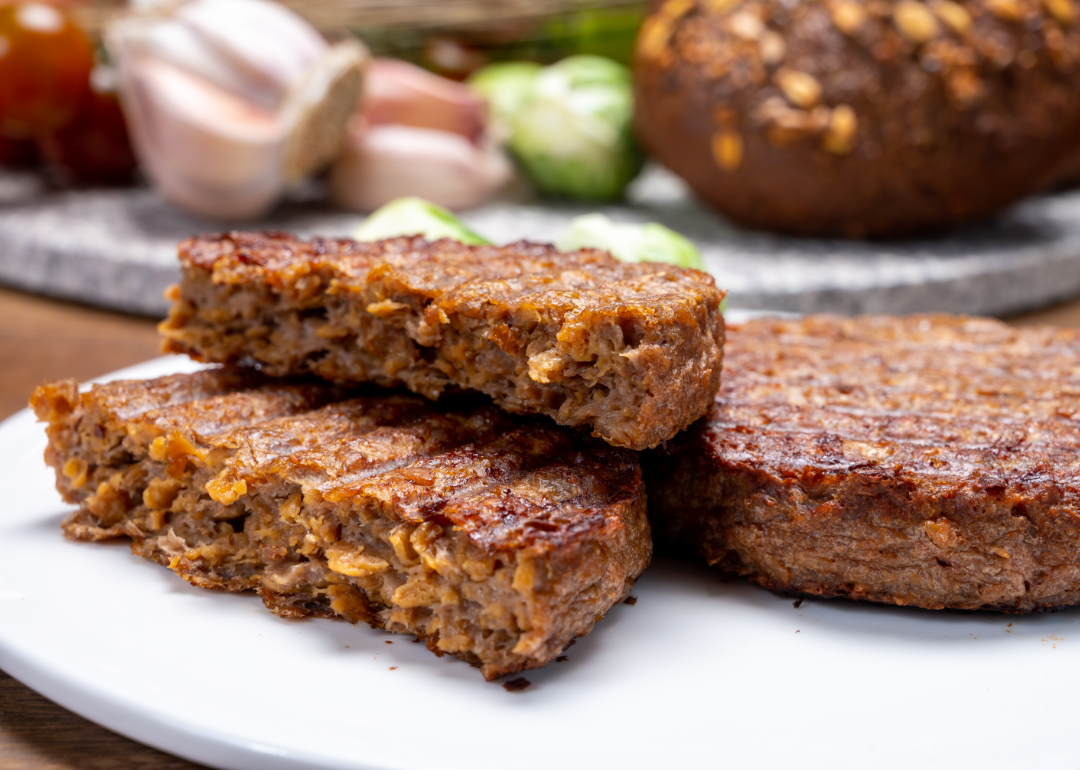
[331,122,511,213]
[330,58,510,213]
[109,0,367,220]
[363,58,487,143]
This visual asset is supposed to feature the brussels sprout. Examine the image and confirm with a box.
[511,56,643,201]
[467,61,541,132]
[353,197,490,245]
[470,55,643,201]
[555,213,705,270]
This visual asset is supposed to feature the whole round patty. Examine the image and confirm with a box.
[634,0,1080,237]
[646,314,1080,612]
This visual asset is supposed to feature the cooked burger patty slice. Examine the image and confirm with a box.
[31,368,348,541]
[34,370,651,679]
[159,231,725,450]
[645,314,1080,612]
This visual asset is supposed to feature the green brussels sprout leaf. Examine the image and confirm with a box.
[470,55,644,201]
[555,213,706,270]
[510,56,643,201]
[353,197,491,245]
[467,62,542,129]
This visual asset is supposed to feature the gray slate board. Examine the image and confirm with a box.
[3,165,1080,318]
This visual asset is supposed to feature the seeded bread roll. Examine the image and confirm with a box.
[634,0,1080,238]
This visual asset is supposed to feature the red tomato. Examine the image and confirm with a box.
[38,86,137,185]
[0,3,93,135]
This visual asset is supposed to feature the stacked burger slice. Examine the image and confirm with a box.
[33,232,724,680]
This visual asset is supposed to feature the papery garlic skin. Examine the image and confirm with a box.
[330,122,511,213]
[330,58,508,214]
[282,40,368,184]
[364,59,487,143]
[109,0,366,220]
[175,0,326,104]
[122,57,284,219]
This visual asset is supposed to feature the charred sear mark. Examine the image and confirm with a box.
[502,677,531,692]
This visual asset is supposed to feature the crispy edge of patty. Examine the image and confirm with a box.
[159,232,725,450]
[34,371,652,677]
[645,315,1080,612]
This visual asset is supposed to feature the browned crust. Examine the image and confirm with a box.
[29,368,345,525]
[646,314,1080,612]
[634,0,1080,237]
[35,370,651,678]
[159,232,725,450]
[245,421,650,679]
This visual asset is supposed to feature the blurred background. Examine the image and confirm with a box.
[4,0,1080,325]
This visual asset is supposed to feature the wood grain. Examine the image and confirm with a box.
[0,287,206,770]
[2,285,1080,770]
[0,670,205,770]
[0,287,163,420]
[1002,298,1080,328]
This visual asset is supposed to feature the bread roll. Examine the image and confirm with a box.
[634,0,1080,237]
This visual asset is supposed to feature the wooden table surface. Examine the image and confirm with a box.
[0,287,205,770]
[2,285,1080,770]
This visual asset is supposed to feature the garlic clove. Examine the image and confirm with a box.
[108,0,366,220]
[136,23,273,108]
[363,58,487,143]
[281,38,367,183]
[176,0,326,104]
[330,122,511,213]
[120,55,286,219]
[115,0,324,111]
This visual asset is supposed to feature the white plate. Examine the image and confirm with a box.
[2,356,1080,770]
